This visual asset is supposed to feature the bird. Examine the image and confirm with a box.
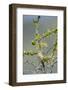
[33,16,40,23]
[33,16,40,34]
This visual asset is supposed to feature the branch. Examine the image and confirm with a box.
[23,50,38,56]
[38,29,57,41]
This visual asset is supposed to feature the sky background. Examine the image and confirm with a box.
[23,15,57,75]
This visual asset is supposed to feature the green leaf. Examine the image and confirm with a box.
[35,41,48,49]
[32,40,36,45]
[43,56,51,62]
[44,31,51,37]
[53,29,57,34]
[43,29,57,38]
[43,56,49,61]
[52,41,57,54]
[40,42,48,47]
[35,34,41,40]
[23,50,38,56]
[35,44,40,49]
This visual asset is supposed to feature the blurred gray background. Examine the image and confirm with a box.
[23,15,57,75]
